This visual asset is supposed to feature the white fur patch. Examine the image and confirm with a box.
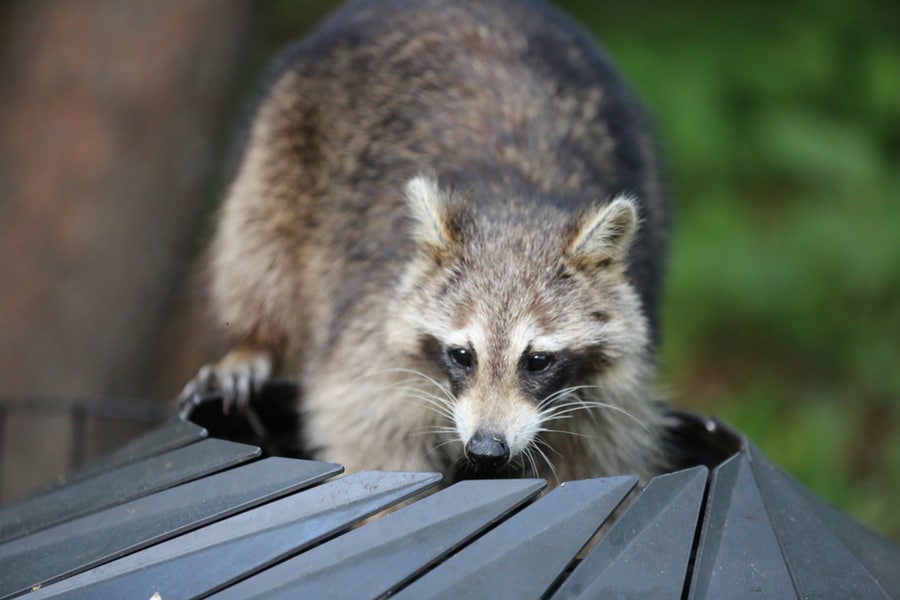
[568,195,639,263]
[443,329,471,349]
[505,402,543,456]
[453,398,477,444]
[405,175,449,249]
[508,317,541,357]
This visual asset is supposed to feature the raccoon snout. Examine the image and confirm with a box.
[464,430,510,469]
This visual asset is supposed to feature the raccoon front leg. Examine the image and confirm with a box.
[177,345,275,417]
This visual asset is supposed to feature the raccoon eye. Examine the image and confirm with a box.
[448,347,474,369]
[526,352,553,373]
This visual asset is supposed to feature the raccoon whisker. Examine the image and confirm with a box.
[432,437,463,452]
[535,426,591,439]
[526,448,541,478]
[541,399,652,435]
[424,438,462,464]
[539,386,615,426]
[361,368,456,406]
[536,386,584,409]
[538,395,613,418]
[391,386,450,402]
[521,447,540,478]
[541,396,601,426]
[376,368,456,403]
[358,378,454,413]
[388,383,454,406]
[400,397,454,418]
[572,401,651,436]
[533,436,564,459]
[538,410,576,421]
[409,425,458,437]
[536,385,607,410]
[530,441,560,486]
[401,390,453,420]
[394,397,454,423]
[386,382,448,399]
[537,397,602,419]
[539,414,574,422]
[392,390,455,421]
[540,402,614,420]
[378,381,454,410]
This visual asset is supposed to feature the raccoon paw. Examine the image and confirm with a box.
[177,350,273,418]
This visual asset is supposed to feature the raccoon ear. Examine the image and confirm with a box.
[405,174,459,257]
[566,195,638,270]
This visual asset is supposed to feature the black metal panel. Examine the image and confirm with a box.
[750,444,900,599]
[28,470,440,600]
[0,457,339,599]
[57,419,208,484]
[394,475,638,600]
[688,451,796,599]
[552,465,708,599]
[211,478,546,599]
[2,407,898,599]
[0,437,258,543]
[9,420,209,505]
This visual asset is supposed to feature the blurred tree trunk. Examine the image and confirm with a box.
[0,0,255,501]
[0,0,254,398]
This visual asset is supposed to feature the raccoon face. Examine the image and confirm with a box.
[395,175,649,476]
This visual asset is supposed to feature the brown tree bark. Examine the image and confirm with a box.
[0,0,254,398]
[0,0,255,501]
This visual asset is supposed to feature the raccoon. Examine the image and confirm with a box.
[181,0,671,485]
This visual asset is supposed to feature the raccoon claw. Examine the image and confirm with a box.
[218,362,257,414]
[177,366,212,419]
[176,353,273,419]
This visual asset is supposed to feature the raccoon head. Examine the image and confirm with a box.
[392,174,651,478]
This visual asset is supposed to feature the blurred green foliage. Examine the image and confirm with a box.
[557,0,899,538]
[259,0,899,538]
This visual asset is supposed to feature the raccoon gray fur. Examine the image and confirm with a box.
[182,0,672,485]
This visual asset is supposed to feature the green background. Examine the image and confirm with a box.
[260,0,899,539]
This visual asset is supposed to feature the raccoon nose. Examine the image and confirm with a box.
[465,430,510,469]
